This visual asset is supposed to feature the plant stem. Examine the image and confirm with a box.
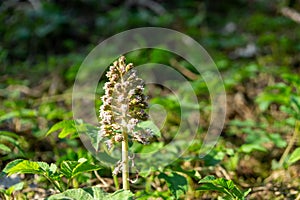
[112,168,120,190]
[145,173,153,193]
[47,177,63,192]
[279,120,300,166]
[122,131,130,190]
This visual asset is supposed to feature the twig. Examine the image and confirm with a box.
[280,7,300,24]
[216,165,231,180]
[251,186,269,192]
[94,170,109,187]
[170,58,199,81]
[279,120,300,166]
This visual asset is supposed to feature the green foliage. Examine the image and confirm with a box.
[198,176,251,199]
[46,120,78,139]
[203,149,226,166]
[0,131,27,159]
[46,120,102,151]
[2,159,41,176]
[256,73,300,115]
[0,144,10,153]
[47,188,134,200]
[288,148,300,165]
[256,72,300,169]
[0,182,24,200]
[0,109,37,122]
[158,172,188,199]
[1,158,102,192]
[229,120,287,154]
[60,158,101,179]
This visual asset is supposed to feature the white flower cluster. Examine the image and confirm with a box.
[99,56,153,149]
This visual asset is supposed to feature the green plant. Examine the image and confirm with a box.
[158,171,188,199]
[1,158,101,192]
[47,187,134,200]
[0,131,28,161]
[256,73,300,167]
[0,182,24,200]
[198,175,251,200]
[228,119,287,154]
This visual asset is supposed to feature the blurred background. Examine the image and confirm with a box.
[1,0,299,77]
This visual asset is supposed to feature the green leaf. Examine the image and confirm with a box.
[46,120,77,138]
[72,162,102,178]
[288,147,300,165]
[0,111,19,122]
[198,176,249,199]
[239,143,267,154]
[37,161,50,172]
[60,159,102,179]
[47,187,134,200]
[0,144,11,153]
[0,131,19,138]
[49,163,58,175]
[3,160,41,176]
[6,182,24,195]
[2,160,61,185]
[243,188,252,197]
[203,150,225,166]
[268,133,287,148]
[291,96,300,111]
[0,109,37,122]
[84,187,107,199]
[198,182,231,196]
[0,134,19,144]
[256,83,292,111]
[78,158,87,163]
[60,161,78,178]
[1,159,24,175]
[198,175,216,183]
[172,165,202,181]
[158,172,188,199]
[131,142,164,154]
[109,189,134,200]
[47,188,95,200]
[76,122,100,150]
[217,178,235,190]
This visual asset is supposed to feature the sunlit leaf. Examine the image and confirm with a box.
[6,182,24,195]
[109,189,134,200]
[0,109,37,122]
[60,159,102,179]
[288,148,300,165]
[239,143,267,153]
[198,176,250,199]
[46,120,77,138]
[47,188,95,200]
[268,133,287,148]
[3,160,41,176]
[47,187,134,200]
[0,144,11,153]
